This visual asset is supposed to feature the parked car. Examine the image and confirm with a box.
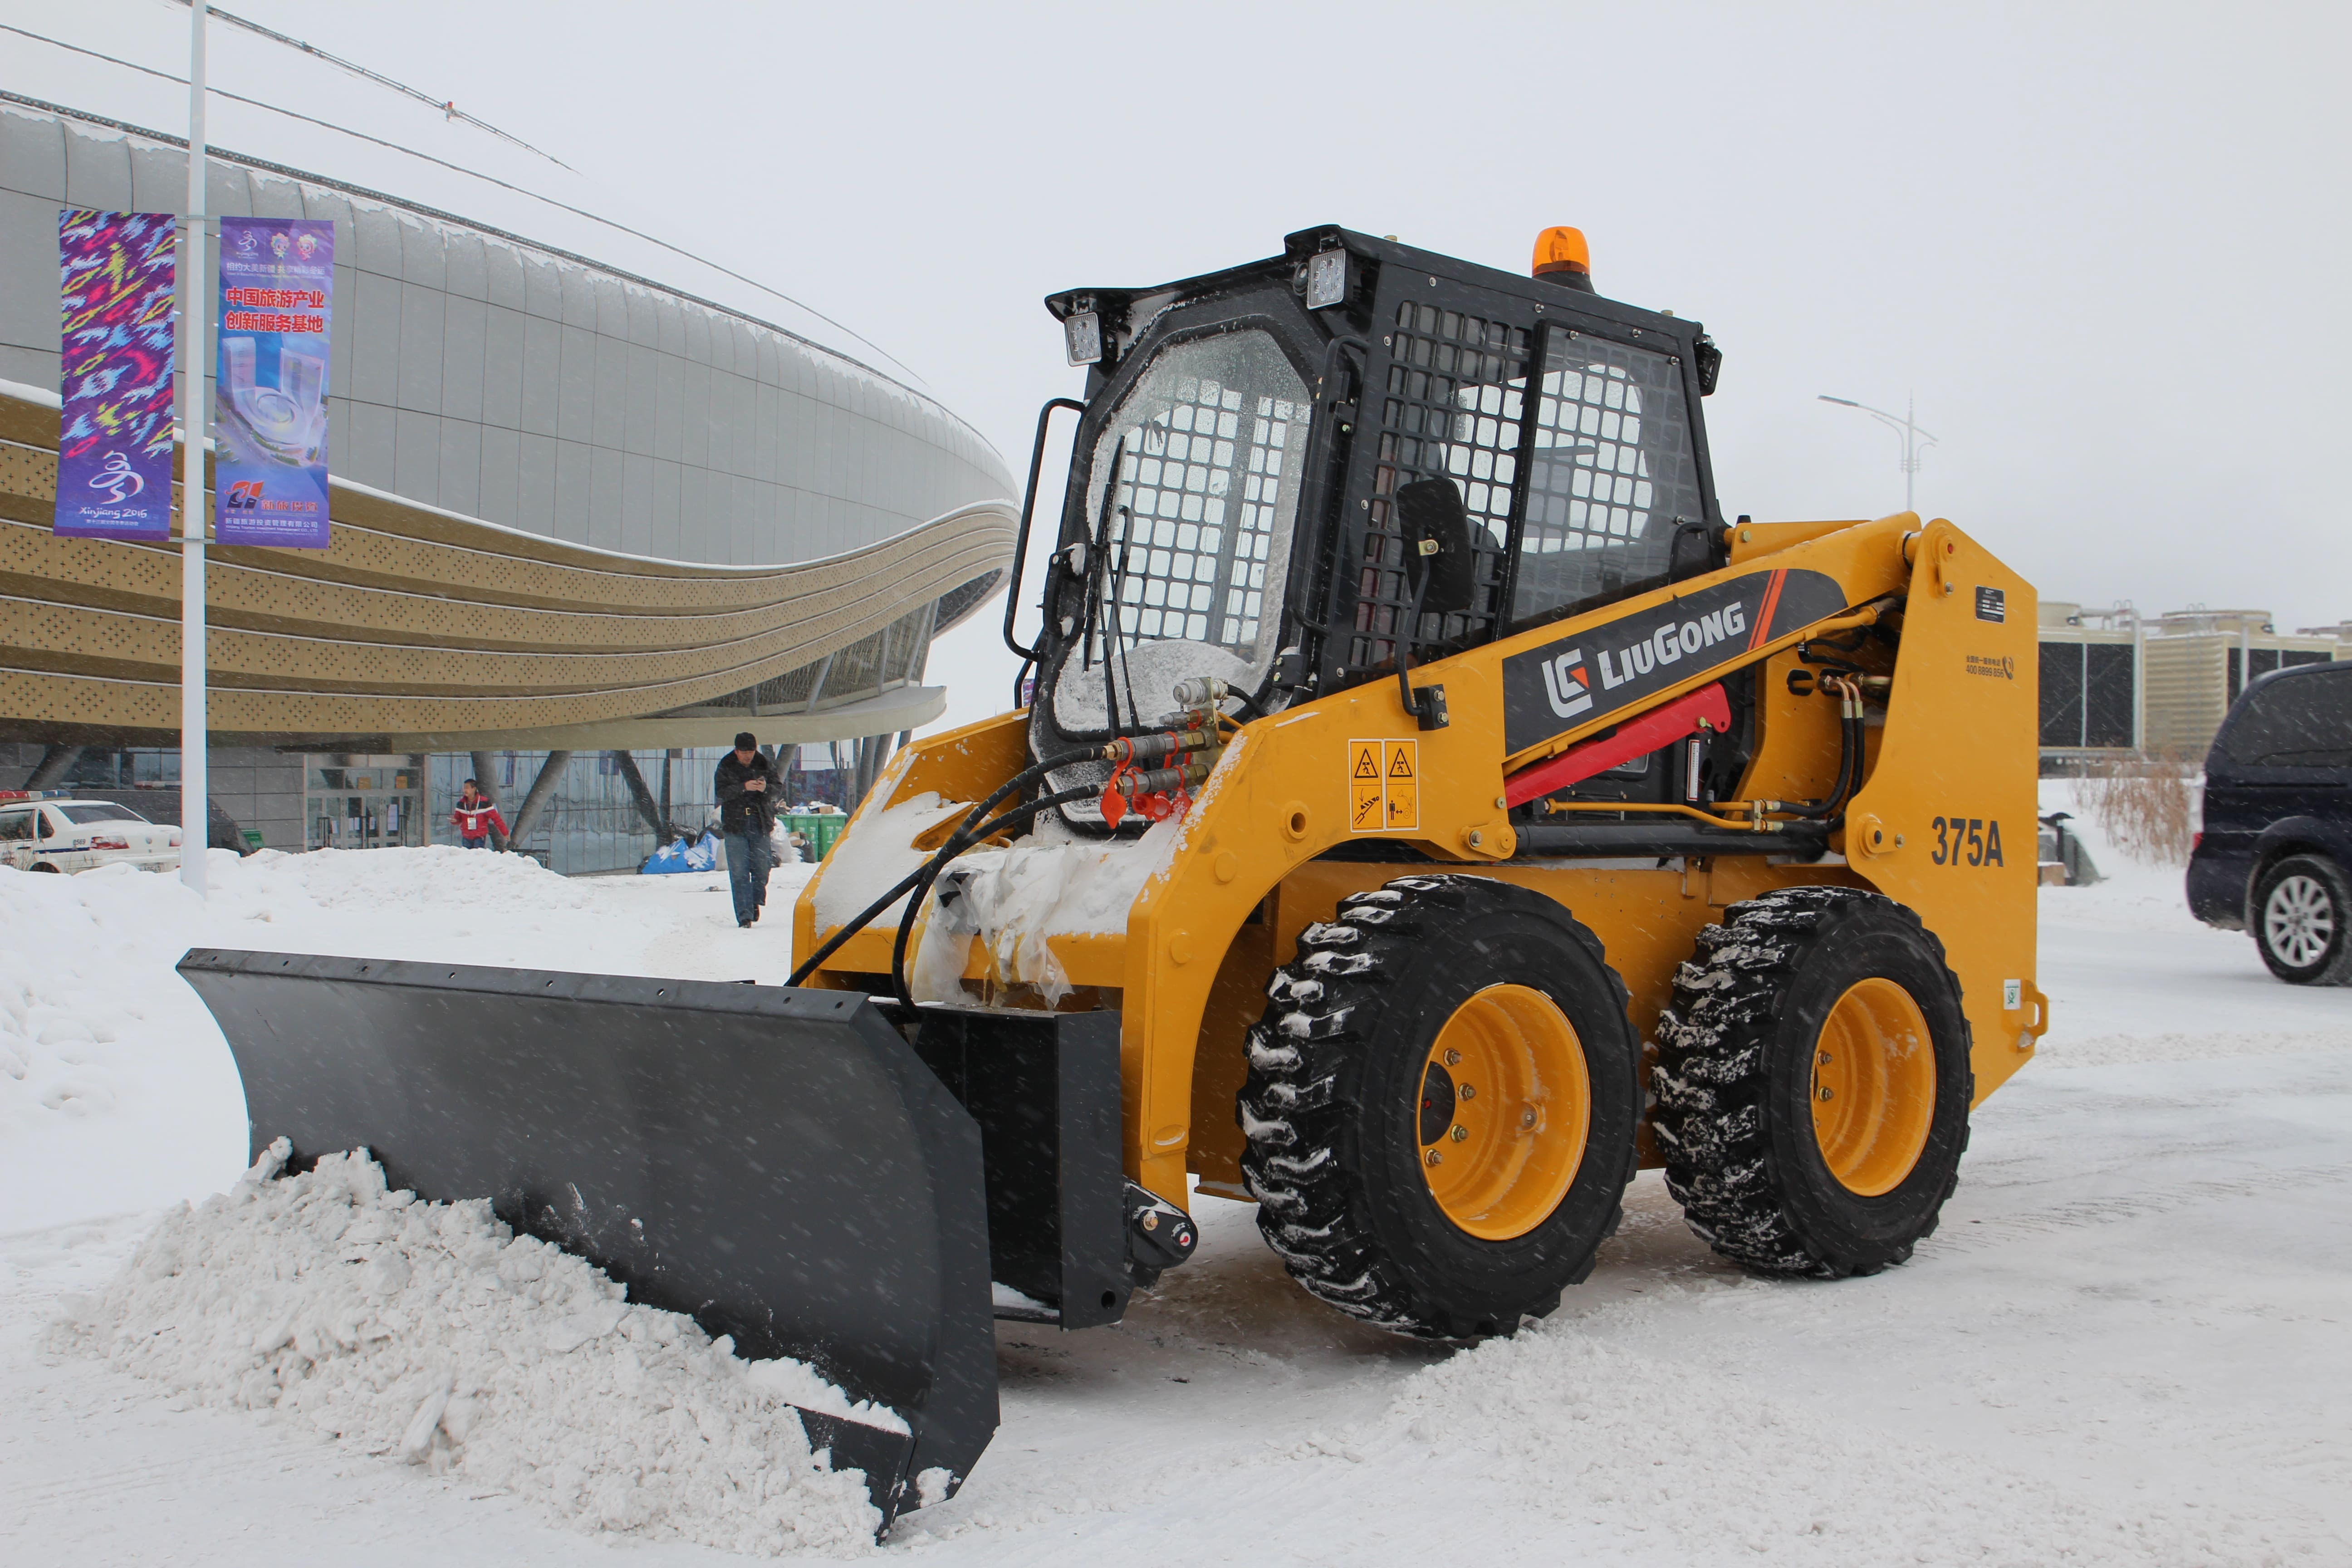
[0,794,181,873]
[2186,662,2352,984]
[59,788,247,853]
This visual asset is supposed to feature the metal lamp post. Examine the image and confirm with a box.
[1818,392,1937,515]
[179,0,210,890]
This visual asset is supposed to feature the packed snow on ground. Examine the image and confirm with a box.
[4,808,2350,1563]
[47,1139,888,1555]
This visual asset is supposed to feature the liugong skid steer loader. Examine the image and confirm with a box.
[182,225,2047,1530]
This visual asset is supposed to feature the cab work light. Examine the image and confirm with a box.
[1305,248,1349,309]
[1064,309,1102,366]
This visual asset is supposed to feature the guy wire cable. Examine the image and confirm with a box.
[162,0,570,168]
[0,28,936,392]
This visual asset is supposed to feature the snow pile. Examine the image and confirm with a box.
[910,815,1185,1004]
[0,861,214,1138]
[223,844,600,916]
[1322,1312,2296,1564]
[48,1141,892,1556]
[810,792,970,932]
[0,884,125,1127]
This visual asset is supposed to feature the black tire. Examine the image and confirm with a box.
[29,862,59,873]
[1651,886,1973,1278]
[2252,855,2352,985]
[1237,874,1641,1338]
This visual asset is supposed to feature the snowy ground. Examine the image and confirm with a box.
[3,801,2348,1564]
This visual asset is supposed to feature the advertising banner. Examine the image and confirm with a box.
[214,216,335,548]
[55,209,179,539]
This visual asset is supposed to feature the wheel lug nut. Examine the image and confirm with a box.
[1818,1051,1833,1065]
[1818,1086,1835,1101]
[1458,1084,1477,1101]
[1425,1149,1443,1166]
[1520,1108,1537,1128]
[1450,1125,1468,1142]
[1443,1049,1461,1066]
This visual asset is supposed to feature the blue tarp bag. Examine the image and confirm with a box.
[641,831,721,875]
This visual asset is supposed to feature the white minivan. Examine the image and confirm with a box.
[0,795,181,873]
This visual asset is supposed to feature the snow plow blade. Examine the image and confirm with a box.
[175,949,996,1531]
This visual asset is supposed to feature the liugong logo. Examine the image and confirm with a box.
[1541,598,1751,719]
[1594,600,1749,688]
[1541,649,1594,718]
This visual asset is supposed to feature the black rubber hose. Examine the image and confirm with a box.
[783,749,1098,988]
[1824,709,1867,832]
[1769,692,1860,821]
[888,784,1096,1010]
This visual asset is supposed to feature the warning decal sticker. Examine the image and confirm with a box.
[1349,741,1384,832]
[1384,742,1418,831]
[1348,739,1419,833]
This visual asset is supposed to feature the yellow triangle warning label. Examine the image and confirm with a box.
[1388,745,1415,779]
[1352,744,1380,779]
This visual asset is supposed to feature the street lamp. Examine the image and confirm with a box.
[1818,392,1938,515]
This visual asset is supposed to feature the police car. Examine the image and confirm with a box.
[0,792,181,873]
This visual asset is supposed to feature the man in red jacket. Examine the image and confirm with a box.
[452,778,508,849]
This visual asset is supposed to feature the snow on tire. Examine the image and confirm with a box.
[1651,885,1974,1279]
[1236,874,1641,1338]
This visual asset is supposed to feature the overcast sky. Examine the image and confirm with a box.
[10,1,2349,736]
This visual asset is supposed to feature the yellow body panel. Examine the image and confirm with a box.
[795,513,2047,1207]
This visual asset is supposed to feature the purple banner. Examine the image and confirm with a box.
[214,216,334,548]
[56,210,179,539]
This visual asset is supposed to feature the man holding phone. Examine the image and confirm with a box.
[714,731,781,928]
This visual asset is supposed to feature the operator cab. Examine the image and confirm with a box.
[1016,225,1728,835]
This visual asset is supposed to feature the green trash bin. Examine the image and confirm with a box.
[783,812,847,862]
[240,829,265,853]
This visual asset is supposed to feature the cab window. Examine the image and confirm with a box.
[2220,669,2352,768]
[0,809,30,842]
[1509,327,1705,629]
[58,803,142,824]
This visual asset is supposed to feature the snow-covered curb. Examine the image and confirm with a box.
[45,1142,890,1555]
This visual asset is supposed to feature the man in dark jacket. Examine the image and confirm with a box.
[714,732,780,928]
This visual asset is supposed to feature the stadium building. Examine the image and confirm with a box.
[0,88,1014,871]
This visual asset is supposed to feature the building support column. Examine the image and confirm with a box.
[609,750,668,839]
[505,750,571,853]
[24,745,81,789]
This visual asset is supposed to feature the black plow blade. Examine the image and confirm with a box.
[176,949,998,1533]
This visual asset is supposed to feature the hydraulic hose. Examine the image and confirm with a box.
[887,784,1096,1010]
[784,747,1097,988]
[1767,677,1865,822]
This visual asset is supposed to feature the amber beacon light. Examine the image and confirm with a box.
[1531,226,1592,289]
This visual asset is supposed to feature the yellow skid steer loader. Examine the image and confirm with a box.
[182,225,2045,1530]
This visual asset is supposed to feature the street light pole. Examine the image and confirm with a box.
[1818,392,1938,515]
[179,0,209,892]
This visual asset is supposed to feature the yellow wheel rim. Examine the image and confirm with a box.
[1416,984,1589,1241]
[1810,977,1936,1196]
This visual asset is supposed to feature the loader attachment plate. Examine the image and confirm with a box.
[176,949,996,1530]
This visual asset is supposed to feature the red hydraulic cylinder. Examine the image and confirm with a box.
[1502,682,1733,808]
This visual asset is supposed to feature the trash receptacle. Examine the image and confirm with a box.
[783,812,846,862]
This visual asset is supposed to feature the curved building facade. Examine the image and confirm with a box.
[0,97,1016,865]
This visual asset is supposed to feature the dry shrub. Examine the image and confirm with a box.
[2074,751,2197,865]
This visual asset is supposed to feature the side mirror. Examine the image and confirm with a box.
[1393,479,1479,618]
